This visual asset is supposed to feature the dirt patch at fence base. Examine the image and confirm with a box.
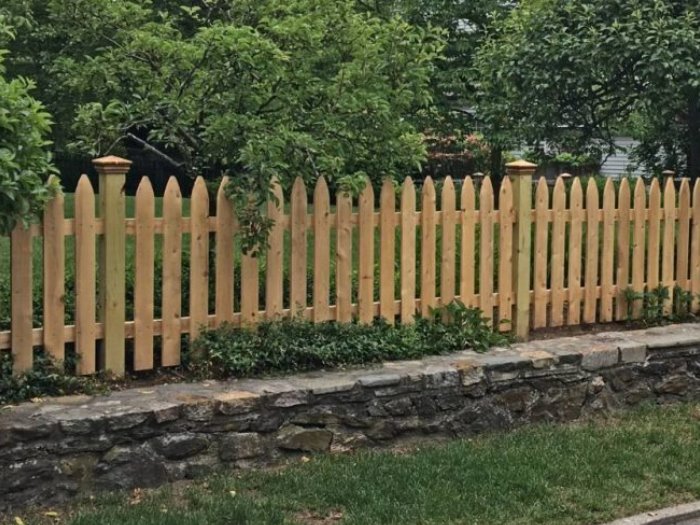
[1,322,700,511]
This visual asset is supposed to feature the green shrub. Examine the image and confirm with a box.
[0,42,57,235]
[0,352,101,405]
[190,301,509,379]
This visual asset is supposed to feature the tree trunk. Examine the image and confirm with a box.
[688,94,700,181]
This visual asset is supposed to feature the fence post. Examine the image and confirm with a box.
[507,160,537,340]
[93,155,131,375]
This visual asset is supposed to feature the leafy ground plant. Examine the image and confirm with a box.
[189,301,508,378]
[0,352,100,405]
[624,284,696,326]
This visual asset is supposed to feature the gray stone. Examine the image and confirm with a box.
[277,425,333,452]
[0,460,59,495]
[581,346,619,370]
[365,420,397,440]
[107,411,150,431]
[182,402,215,422]
[272,390,310,408]
[309,379,356,396]
[423,369,461,389]
[151,402,181,423]
[384,397,414,417]
[152,433,210,460]
[358,374,401,388]
[55,413,103,435]
[654,375,689,395]
[58,434,113,454]
[619,342,647,364]
[213,391,260,415]
[95,449,168,490]
[219,433,265,461]
[3,420,57,442]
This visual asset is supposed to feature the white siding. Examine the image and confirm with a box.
[600,137,644,178]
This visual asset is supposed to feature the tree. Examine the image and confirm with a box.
[2,0,443,244]
[474,0,700,178]
[0,18,57,235]
[362,0,512,133]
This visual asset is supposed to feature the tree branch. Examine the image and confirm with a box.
[125,132,184,170]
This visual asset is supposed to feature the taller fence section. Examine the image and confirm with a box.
[1,156,699,376]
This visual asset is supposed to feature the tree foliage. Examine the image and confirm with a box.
[363,0,512,133]
[475,0,700,178]
[4,0,443,245]
[0,17,57,235]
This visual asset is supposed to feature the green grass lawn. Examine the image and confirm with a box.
[18,403,700,525]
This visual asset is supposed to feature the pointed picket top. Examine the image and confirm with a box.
[619,177,630,201]
[401,177,416,201]
[480,174,493,201]
[663,173,676,206]
[500,174,512,191]
[535,176,548,206]
[442,176,455,202]
[192,175,208,198]
[136,175,155,201]
[680,177,691,203]
[164,176,182,201]
[75,174,94,197]
[461,176,475,209]
[586,176,599,205]
[571,176,583,202]
[499,176,513,214]
[603,177,615,206]
[634,177,646,205]
[649,176,661,199]
[359,176,374,203]
[314,175,329,203]
[422,176,436,203]
[292,176,307,201]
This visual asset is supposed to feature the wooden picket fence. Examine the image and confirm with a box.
[2,156,699,376]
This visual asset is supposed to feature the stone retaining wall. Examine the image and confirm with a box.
[2,323,700,510]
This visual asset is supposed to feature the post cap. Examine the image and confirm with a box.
[93,155,132,175]
[662,169,675,177]
[505,159,537,175]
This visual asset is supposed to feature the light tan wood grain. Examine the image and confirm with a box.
[379,179,396,323]
[313,177,331,322]
[358,179,375,323]
[42,179,65,362]
[615,178,631,320]
[550,177,566,326]
[533,177,549,328]
[400,178,417,323]
[161,177,182,366]
[74,175,96,374]
[460,177,476,307]
[134,177,155,371]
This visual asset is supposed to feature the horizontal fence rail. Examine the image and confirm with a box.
[1,156,698,376]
